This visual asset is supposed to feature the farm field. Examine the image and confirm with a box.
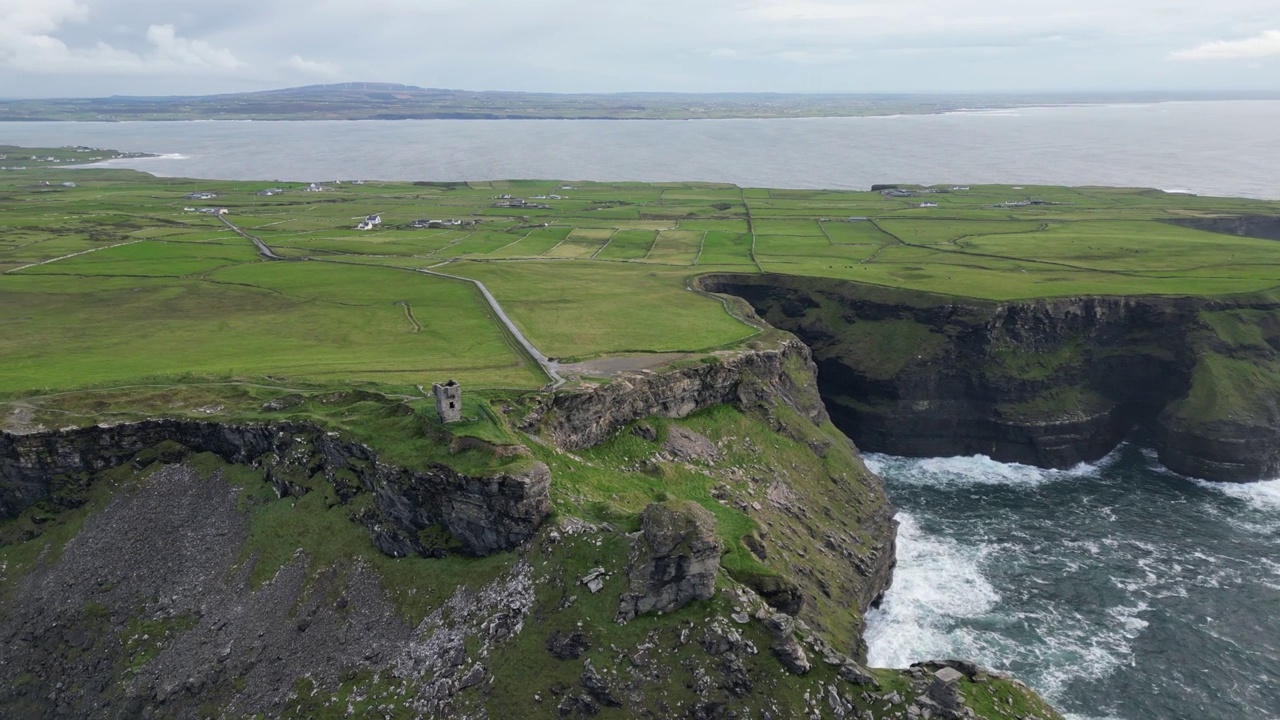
[3,147,1280,399]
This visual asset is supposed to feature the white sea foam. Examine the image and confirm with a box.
[1194,478,1280,511]
[864,449,1118,488]
[132,152,189,161]
[866,496,1148,707]
[864,512,999,667]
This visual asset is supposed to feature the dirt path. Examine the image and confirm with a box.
[394,301,422,332]
[3,239,146,274]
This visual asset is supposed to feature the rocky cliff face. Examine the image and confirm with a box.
[0,419,550,557]
[699,273,1280,482]
[521,338,827,449]
[526,336,898,659]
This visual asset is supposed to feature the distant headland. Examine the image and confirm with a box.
[0,82,1274,122]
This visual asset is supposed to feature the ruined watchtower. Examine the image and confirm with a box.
[433,380,462,423]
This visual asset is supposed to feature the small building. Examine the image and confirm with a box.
[920,202,939,208]
[434,380,462,423]
[356,214,382,231]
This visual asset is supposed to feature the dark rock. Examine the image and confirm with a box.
[719,655,753,698]
[689,701,728,719]
[616,502,723,622]
[928,667,965,715]
[546,630,591,660]
[837,659,877,686]
[764,613,809,675]
[0,419,551,557]
[557,694,599,718]
[457,664,486,690]
[738,573,804,615]
[579,661,621,708]
[742,533,768,561]
[631,423,658,442]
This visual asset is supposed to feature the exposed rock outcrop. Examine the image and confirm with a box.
[764,612,811,675]
[616,501,723,622]
[700,273,1280,482]
[0,419,550,557]
[521,338,827,450]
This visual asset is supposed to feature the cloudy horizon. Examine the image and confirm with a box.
[1,0,1278,99]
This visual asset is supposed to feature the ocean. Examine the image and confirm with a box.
[0,100,1278,199]
[864,447,1280,720]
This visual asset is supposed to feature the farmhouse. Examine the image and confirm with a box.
[492,198,550,209]
[356,214,382,230]
[410,218,467,229]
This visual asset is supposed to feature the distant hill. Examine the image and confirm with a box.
[1,83,1273,122]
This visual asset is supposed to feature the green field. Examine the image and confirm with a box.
[3,150,1280,398]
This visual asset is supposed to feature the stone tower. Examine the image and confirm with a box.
[433,380,462,423]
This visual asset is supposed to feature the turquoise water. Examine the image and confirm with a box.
[864,445,1280,720]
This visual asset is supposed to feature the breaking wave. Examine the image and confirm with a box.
[864,446,1280,720]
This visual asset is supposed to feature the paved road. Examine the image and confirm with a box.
[419,265,565,388]
[213,215,561,388]
[219,216,285,260]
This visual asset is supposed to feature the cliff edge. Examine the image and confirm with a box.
[699,273,1280,482]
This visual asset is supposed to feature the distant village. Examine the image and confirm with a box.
[873,184,1068,209]
[875,184,970,209]
[78,177,560,231]
[1,146,151,171]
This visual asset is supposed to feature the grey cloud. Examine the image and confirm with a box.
[1,0,1278,97]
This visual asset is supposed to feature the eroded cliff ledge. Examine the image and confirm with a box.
[699,273,1280,482]
[523,338,898,654]
[0,419,551,557]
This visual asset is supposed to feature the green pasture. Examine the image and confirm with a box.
[4,150,1280,396]
[446,260,757,358]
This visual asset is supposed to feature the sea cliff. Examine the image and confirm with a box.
[699,273,1280,482]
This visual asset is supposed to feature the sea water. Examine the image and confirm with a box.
[864,446,1280,720]
[0,100,1277,199]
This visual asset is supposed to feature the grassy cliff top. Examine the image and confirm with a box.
[2,146,1280,398]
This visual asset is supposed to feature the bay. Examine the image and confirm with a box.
[1,100,1277,199]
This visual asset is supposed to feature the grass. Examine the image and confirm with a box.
[445,260,756,359]
[5,158,1280,400]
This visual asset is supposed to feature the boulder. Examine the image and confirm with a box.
[764,613,810,675]
[616,501,723,622]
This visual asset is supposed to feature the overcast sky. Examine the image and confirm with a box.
[2,0,1279,98]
